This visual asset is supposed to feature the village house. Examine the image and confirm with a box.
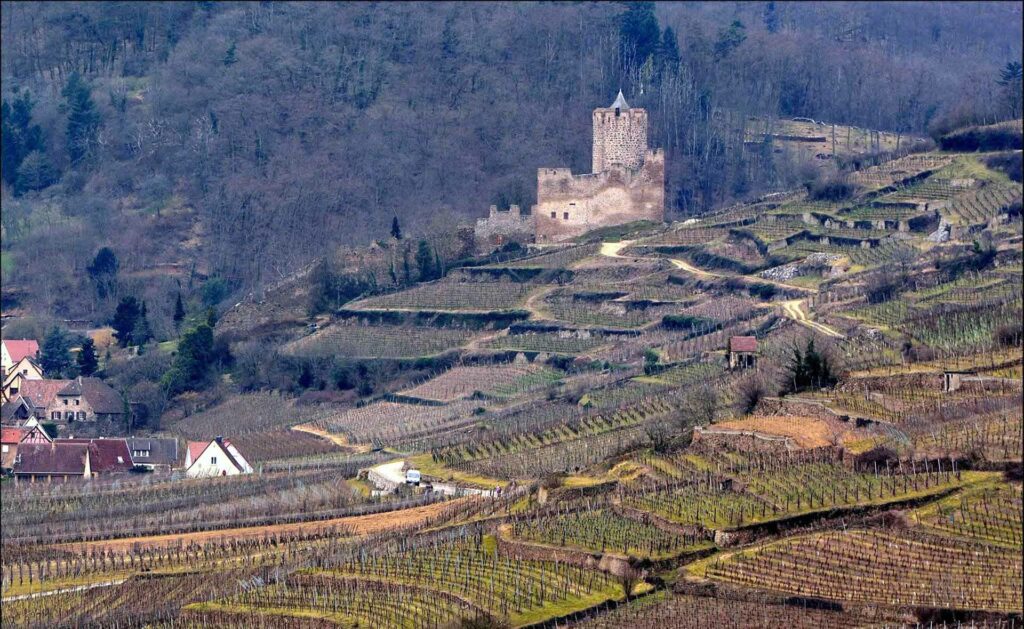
[184,436,253,477]
[727,336,758,370]
[13,441,91,483]
[1,424,52,471]
[14,377,124,424]
[1,339,40,379]
[2,355,44,401]
[127,437,180,472]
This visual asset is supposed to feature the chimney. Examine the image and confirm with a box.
[215,435,223,445]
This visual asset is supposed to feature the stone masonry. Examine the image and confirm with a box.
[474,204,535,252]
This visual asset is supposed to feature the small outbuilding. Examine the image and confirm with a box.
[727,336,758,370]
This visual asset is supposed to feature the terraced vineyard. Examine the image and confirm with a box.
[621,480,770,529]
[704,529,1023,612]
[3,137,1023,629]
[351,280,534,311]
[196,573,490,628]
[510,507,708,558]
[434,395,674,468]
[398,364,561,402]
[917,484,1023,548]
[912,410,1024,462]
[482,331,611,354]
[282,323,476,358]
[575,591,871,629]
[304,532,627,625]
[621,444,978,528]
[942,183,1022,225]
[314,400,481,445]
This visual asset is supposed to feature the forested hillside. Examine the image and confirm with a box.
[1,1,1021,324]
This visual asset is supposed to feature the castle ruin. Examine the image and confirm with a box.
[473,91,665,249]
[534,91,665,242]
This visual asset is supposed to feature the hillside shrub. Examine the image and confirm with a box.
[939,122,1023,151]
[807,174,856,201]
[984,151,1023,182]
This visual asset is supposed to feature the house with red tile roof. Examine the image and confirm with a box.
[62,439,135,475]
[1,424,52,470]
[184,436,253,477]
[727,336,758,370]
[12,441,91,483]
[1,339,40,378]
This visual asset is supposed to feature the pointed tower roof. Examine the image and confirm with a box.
[610,90,630,110]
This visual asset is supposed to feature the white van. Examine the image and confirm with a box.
[405,469,422,485]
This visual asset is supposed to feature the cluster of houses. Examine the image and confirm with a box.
[1,426,253,482]
[1,339,126,425]
[1,339,252,483]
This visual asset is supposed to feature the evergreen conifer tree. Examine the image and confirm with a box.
[62,72,100,165]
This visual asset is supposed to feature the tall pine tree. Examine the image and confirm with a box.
[77,338,99,376]
[173,292,186,333]
[62,72,100,165]
[40,327,76,378]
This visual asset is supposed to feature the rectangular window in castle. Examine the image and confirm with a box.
[563,212,569,220]
[550,212,556,219]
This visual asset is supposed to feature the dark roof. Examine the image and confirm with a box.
[127,437,179,466]
[61,438,134,473]
[19,379,70,409]
[1,397,33,422]
[58,378,83,396]
[57,378,124,415]
[729,336,758,353]
[14,442,89,476]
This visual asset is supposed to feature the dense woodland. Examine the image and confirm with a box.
[1,1,1021,320]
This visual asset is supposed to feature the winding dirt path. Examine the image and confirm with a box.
[781,299,844,338]
[669,257,720,279]
[290,423,371,453]
[523,285,557,320]
[598,240,633,258]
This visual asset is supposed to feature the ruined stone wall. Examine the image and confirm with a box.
[474,204,535,251]
[534,150,665,242]
[592,108,648,172]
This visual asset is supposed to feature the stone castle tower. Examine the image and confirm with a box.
[592,90,648,172]
[534,91,665,242]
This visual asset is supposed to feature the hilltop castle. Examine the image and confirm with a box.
[535,91,665,242]
[475,92,665,249]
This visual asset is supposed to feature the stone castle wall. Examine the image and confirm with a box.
[474,204,535,251]
[534,148,664,242]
